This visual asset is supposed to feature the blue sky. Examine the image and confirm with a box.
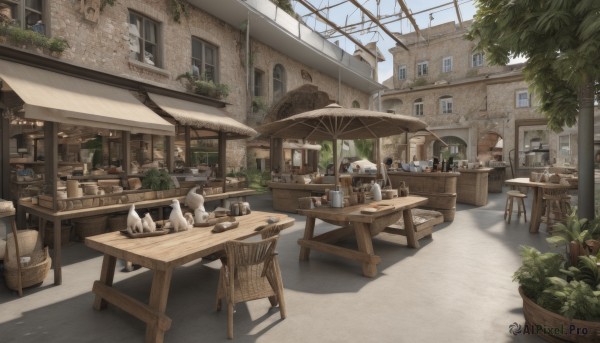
[292,0,478,81]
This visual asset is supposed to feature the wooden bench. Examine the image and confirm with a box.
[383,208,444,246]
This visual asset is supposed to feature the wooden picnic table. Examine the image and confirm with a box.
[297,196,428,278]
[85,210,294,343]
[504,178,577,233]
[18,189,256,285]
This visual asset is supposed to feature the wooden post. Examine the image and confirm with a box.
[218,131,227,190]
[165,135,174,173]
[0,113,9,199]
[122,131,130,174]
[44,122,58,211]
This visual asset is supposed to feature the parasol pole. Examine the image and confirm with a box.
[333,138,339,188]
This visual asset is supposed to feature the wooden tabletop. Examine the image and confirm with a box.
[297,196,428,224]
[85,211,294,271]
[505,177,578,189]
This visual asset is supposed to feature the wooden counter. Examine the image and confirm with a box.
[456,168,492,206]
[268,182,333,213]
[387,171,458,221]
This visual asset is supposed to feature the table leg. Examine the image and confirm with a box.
[299,217,316,261]
[530,187,543,233]
[93,254,117,310]
[354,222,378,278]
[402,209,419,249]
[53,218,62,285]
[146,269,173,343]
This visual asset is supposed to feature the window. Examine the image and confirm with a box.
[472,52,484,67]
[417,61,428,76]
[192,37,218,82]
[129,11,160,67]
[352,100,360,108]
[254,68,264,97]
[0,0,44,33]
[413,98,424,116]
[273,64,286,102]
[398,65,406,80]
[516,90,530,108]
[439,96,453,114]
[442,56,453,73]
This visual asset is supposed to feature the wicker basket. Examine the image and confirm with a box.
[4,230,52,291]
[519,287,600,342]
[107,214,128,232]
[72,215,108,241]
[43,224,71,248]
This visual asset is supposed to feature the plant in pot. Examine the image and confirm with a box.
[142,168,175,198]
[547,209,600,267]
[513,208,600,342]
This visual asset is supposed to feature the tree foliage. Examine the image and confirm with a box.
[466,0,600,132]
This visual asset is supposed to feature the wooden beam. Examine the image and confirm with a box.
[348,0,408,51]
[453,0,463,27]
[396,0,423,40]
[295,0,377,59]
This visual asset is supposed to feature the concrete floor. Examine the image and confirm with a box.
[0,189,548,343]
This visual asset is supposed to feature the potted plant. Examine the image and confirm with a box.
[513,208,600,342]
[547,209,600,267]
[176,72,230,100]
[142,168,176,198]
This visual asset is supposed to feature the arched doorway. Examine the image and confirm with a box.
[477,131,503,163]
[434,136,467,161]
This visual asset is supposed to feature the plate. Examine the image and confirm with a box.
[194,216,236,227]
[119,228,170,238]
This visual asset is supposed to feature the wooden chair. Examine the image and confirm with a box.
[504,190,527,223]
[215,236,286,339]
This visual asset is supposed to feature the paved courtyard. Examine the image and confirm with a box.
[0,189,549,342]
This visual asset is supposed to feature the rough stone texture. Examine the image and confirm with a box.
[45,0,372,170]
[381,19,590,175]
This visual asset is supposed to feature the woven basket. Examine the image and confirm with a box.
[72,215,108,241]
[4,230,52,291]
[519,287,600,342]
[107,214,128,232]
[43,224,71,249]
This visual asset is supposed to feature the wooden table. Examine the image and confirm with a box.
[18,189,257,285]
[85,211,294,343]
[267,182,333,213]
[297,196,428,277]
[504,178,577,233]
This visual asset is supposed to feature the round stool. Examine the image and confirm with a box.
[505,190,527,224]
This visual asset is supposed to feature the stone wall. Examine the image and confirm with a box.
[48,0,371,170]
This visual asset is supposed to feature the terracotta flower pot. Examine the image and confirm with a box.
[518,287,600,342]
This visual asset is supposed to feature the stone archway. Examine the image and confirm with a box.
[250,84,334,172]
[263,84,333,123]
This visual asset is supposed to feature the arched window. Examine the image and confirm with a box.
[352,100,360,108]
[413,98,424,116]
[273,64,286,102]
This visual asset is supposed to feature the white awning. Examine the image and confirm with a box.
[0,59,175,136]
[148,93,257,139]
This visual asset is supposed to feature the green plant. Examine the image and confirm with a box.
[168,0,189,23]
[142,168,174,191]
[544,278,600,320]
[513,246,564,302]
[547,208,591,266]
[0,23,69,55]
[176,72,230,100]
[100,0,117,10]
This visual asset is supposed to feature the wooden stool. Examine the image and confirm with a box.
[541,192,571,229]
[504,190,527,224]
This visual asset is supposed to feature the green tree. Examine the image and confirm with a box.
[467,0,600,220]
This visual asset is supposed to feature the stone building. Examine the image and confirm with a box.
[381,20,580,177]
[0,0,382,199]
